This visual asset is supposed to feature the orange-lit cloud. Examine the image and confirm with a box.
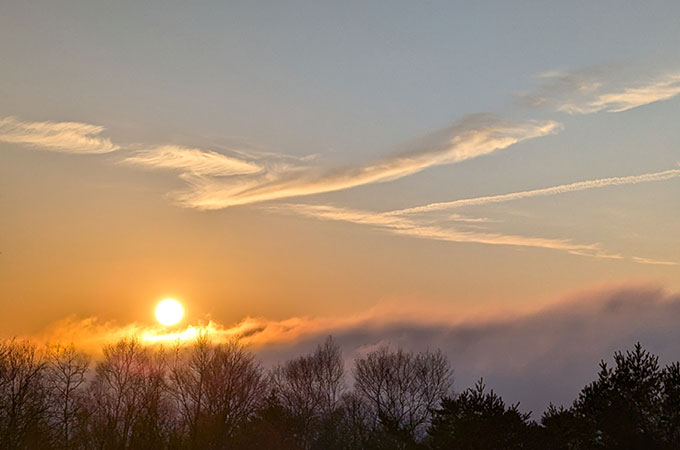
[0,116,119,154]
[172,116,560,209]
[631,256,679,266]
[33,302,465,356]
[270,203,621,259]
[24,282,680,416]
[123,145,261,176]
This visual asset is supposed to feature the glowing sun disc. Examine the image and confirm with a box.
[155,299,184,326]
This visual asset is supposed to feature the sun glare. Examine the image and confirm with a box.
[155,298,184,326]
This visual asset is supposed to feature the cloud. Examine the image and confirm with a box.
[270,203,620,259]
[27,283,680,415]
[520,69,680,114]
[123,145,261,176]
[173,115,560,209]
[0,116,119,154]
[254,283,680,415]
[270,165,680,265]
[387,168,680,215]
[32,308,409,357]
[290,284,680,416]
[632,256,679,266]
[35,317,263,356]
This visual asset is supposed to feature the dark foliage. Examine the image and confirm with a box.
[428,379,537,449]
[539,343,680,450]
[1,338,680,449]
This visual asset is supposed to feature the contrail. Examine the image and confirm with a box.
[387,168,680,216]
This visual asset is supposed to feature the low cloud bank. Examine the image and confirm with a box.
[255,283,680,415]
[27,283,680,415]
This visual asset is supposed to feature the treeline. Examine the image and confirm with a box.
[1,337,680,450]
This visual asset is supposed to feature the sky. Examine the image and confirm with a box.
[1,1,679,413]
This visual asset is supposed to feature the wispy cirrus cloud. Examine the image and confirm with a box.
[632,256,679,266]
[387,168,680,215]
[173,115,560,209]
[520,69,680,114]
[0,116,119,154]
[123,145,261,176]
[271,203,619,259]
[0,113,560,210]
[271,166,680,264]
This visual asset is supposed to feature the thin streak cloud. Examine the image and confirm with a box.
[387,168,680,215]
[562,73,680,114]
[123,145,261,176]
[175,115,560,209]
[0,116,119,154]
[632,256,679,266]
[520,70,680,114]
[272,203,618,259]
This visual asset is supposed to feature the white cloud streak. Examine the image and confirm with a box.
[174,115,560,209]
[632,256,679,266]
[387,168,680,215]
[0,116,119,154]
[272,166,680,264]
[272,203,619,259]
[123,145,261,176]
[562,73,680,114]
[521,70,680,114]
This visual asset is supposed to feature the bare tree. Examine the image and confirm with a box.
[353,346,452,441]
[168,334,210,443]
[0,339,49,450]
[44,343,90,449]
[334,391,374,450]
[270,336,346,448]
[272,336,345,417]
[87,338,171,450]
[169,336,265,448]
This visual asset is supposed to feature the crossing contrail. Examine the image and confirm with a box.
[387,168,680,216]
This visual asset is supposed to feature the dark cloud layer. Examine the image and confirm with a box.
[254,284,680,416]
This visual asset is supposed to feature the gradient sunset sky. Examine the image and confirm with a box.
[1,2,679,405]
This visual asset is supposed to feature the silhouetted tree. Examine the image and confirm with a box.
[0,339,50,450]
[270,336,346,449]
[169,336,264,449]
[539,342,680,450]
[327,391,374,450]
[354,347,452,447]
[427,379,536,450]
[539,404,588,450]
[569,343,665,449]
[233,393,302,450]
[4,335,680,449]
[44,343,89,450]
[660,361,680,444]
[87,338,172,450]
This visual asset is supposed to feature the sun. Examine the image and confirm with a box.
[155,298,184,326]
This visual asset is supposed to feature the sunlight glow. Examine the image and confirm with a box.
[140,321,223,345]
[155,298,184,326]
[142,326,200,343]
